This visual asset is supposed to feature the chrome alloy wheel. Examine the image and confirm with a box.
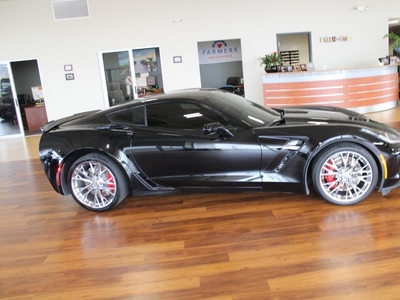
[71,160,117,209]
[318,150,374,204]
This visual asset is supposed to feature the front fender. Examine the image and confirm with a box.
[302,135,385,195]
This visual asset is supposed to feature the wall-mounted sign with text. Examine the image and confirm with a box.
[319,36,352,43]
[198,39,242,65]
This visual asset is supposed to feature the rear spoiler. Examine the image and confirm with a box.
[41,110,101,133]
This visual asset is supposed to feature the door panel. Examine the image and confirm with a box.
[130,127,261,187]
[113,100,262,188]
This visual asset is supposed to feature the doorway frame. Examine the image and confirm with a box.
[98,45,164,108]
[276,32,313,64]
[0,61,24,138]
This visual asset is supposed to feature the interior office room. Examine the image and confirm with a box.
[1,0,400,298]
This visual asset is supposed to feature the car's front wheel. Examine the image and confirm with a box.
[68,153,129,211]
[312,143,378,205]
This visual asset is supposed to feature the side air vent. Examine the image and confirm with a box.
[52,0,90,21]
[349,115,369,122]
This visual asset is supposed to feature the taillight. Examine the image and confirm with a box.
[56,164,63,186]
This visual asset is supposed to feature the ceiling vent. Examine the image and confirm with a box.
[52,0,90,21]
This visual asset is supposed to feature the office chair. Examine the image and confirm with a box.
[107,82,125,105]
[220,77,244,96]
[219,85,236,93]
[226,77,241,86]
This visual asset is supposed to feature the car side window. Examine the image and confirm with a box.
[109,106,146,125]
[146,102,229,129]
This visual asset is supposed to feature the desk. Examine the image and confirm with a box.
[262,65,399,113]
[24,105,48,132]
[138,88,163,98]
[233,84,244,96]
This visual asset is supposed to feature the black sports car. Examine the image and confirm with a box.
[39,89,400,211]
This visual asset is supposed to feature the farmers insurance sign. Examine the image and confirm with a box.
[198,39,242,65]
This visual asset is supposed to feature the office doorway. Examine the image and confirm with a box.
[387,17,400,56]
[277,32,312,65]
[11,60,44,135]
[197,39,244,96]
[0,60,43,137]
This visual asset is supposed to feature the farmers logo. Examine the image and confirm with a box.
[212,40,228,49]
[198,39,241,64]
[202,40,238,57]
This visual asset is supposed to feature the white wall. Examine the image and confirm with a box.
[0,0,398,120]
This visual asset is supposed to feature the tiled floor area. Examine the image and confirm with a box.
[0,117,20,136]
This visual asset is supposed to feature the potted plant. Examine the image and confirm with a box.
[383,32,400,56]
[259,52,282,72]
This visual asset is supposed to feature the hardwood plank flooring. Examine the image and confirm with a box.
[1,107,400,299]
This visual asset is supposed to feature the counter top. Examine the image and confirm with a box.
[262,65,399,113]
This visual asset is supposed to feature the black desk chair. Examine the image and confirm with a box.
[219,85,236,93]
[0,97,16,121]
[226,77,241,86]
[220,77,244,96]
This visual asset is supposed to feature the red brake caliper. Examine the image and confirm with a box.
[106,172,115,193]
[324,159,337,189]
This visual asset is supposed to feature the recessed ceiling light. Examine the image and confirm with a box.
[389,20,399,24]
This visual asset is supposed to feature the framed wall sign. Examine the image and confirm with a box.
[173,56,182,63]
[65,73,75,80]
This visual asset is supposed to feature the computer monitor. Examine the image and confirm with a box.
[31,86,44,102]
[146,76,156,86]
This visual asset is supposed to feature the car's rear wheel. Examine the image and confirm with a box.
[312,143,378,205]
[68,153,129,211]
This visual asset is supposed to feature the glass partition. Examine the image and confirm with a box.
[132,47,163,98]
[0,63,22,136]
[101,47,164,107]
[102,51,133,106]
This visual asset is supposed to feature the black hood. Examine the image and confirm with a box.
[278,105,387,131]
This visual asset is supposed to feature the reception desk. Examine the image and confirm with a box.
[262,65,399,113]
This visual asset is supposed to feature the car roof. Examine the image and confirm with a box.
[104,88,229,112]
[138,88,224,103]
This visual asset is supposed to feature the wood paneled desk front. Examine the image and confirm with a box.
[24,105,48,132]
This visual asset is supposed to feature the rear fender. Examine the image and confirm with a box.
[59,147,135,196]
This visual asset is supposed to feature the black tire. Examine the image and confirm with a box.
[312,143,378,205]
[68,153,129,211]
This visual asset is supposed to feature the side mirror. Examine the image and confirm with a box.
[203,122,234,138]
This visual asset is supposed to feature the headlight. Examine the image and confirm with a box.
[361,128,400,144]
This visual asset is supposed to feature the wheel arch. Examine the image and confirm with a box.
[59,148,132,196]
[302,135,385,194]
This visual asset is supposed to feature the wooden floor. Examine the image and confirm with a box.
[1,107,400,299]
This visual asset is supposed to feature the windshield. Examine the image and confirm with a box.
[209,92,282,128]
